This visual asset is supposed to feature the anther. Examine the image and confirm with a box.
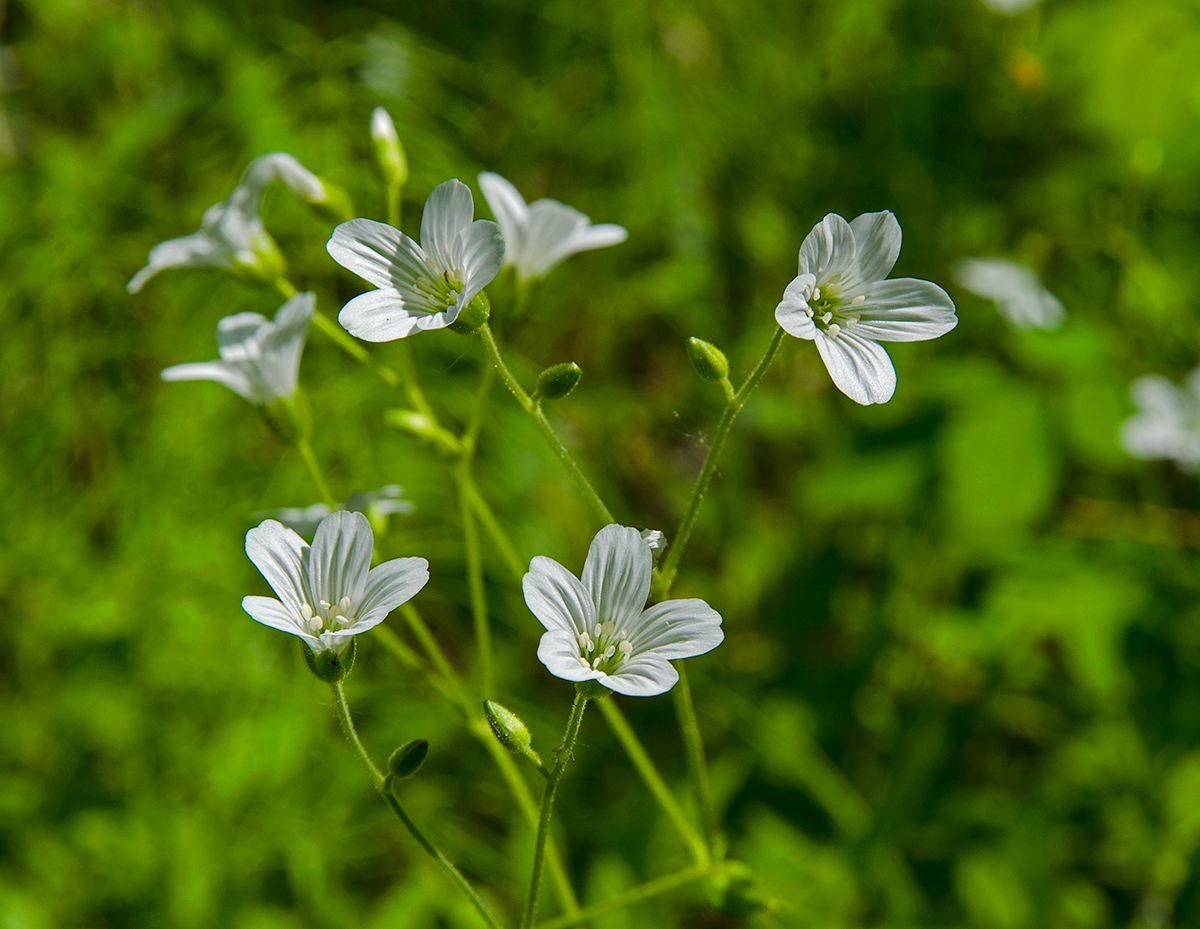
[812,287,821,300]
[851,295,865,305]
[827,323,841,337]
[820,312,833,324]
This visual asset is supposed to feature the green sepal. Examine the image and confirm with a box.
[534,363,583,402]
[448,291,491,334]
[575,679,611,699]
[301,639,356,683]
[387,739,429,780]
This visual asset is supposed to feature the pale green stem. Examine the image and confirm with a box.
[464,479,526,582]
[523,693,590,929]
[386,179,402,230]
[672,662,719,853]
[477,322,615,526]
[596,699,709,869]
[535,865,706,929]
[296,435,335,509]
[458,457,492,698]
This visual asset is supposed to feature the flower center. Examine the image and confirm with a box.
[576,619,634,675]
[801,279,866,338]
[299,596,355,635]
[418,268,464,312]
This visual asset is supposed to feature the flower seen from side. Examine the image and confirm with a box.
[953,257,1064,330]
[775,211,957,405]
[161,292,314,405]
[1119,368,1200,472]
[256,485,414,537]
[477,171,627,282]
[523,524,723,696]
[326,179,505,340]
[243,511,429,655]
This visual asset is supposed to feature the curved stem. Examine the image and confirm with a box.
[523,693,590,929]
[296,435,335,509]
[330,681,385,787]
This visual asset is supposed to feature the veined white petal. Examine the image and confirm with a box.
[599,654,678,697]
[243,152,325,203]
[455,219,506,306]
[338,289,428,341]
[257,292,314,400]
[775,273,819,340]
[848,279,958,342]
[849,211,902,284]
[631,599,724,660]
[537,630,603,683]
[814,330,897,405]
[478,171,529,256]
[246,520,311,613]
[242,595,308,639]
[160,361,264,403]
[306,511,374,608]
[358,556,430,623]
[216,312,269,360]
[127,232,227,293]
[421,179,475,272]
[520,200,591,278]
[316,629,357,655]
[798,213,857,286]
[523,556,596,635]
[327,219,410,291]
[581,525,652,628]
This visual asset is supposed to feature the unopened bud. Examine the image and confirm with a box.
[310,180,355,224]
[387,739,429,780]
[534,363,582,402]
[301,639,356,683]
[384,409,462,455]
[448,291,491,334]
[686,337,729,383]
[371,107,408,191]
[484,701,533,754]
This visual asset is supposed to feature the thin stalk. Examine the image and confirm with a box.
[596,698,708,869]
[330,681,385,787]
[400,603,459,687]
[523,693,590,929]
[477,322,615,526]
[464,479,526,582]
[535,865,706,929]
[386,180,402,230]
[458,458,492,698]
[296,435,335,509]
[672,663,718,853]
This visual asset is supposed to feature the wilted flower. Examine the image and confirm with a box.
[478,171,627,281]
[128,153,337,294]
[161,292,314,404]
[953,257,1064,330]
[523,525,723,696]
[327,179,504,340]
[243,511,429,655]
[1120,368,1200,471]
[775,211,958,405]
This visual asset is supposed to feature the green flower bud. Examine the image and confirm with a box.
[484,701,533,755]
[534,363,582,402]
[384,409,463,455]
[686,337,729,383]
[301,639,356,683]
[448,291,491,334]
[387,739,429,780]
[371,107,409,192]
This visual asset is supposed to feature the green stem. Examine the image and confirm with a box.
[330,681,385,788]
[386,179,402,230]
[296,435,335,509]
[458,458,493,698]
[523,693,590,929]
[535,865,705,929]
[464,479,526,582]
[672,663,719,854]
[477,322,615,526]
[596,698,708,869]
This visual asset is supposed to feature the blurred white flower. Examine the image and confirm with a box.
[775,211,958,405]
[979,0,1042,14]
[243,511,429,655]
[256,485,415,537]
[953,257,1064,330]
[478,171,627,281]
[128,153,332,294]
[160,292,314,404]
[1120,368,1200,471]
[523,525,723,697]
[327,179,504,340]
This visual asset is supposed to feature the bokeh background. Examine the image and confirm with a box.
[5,0,1200,926]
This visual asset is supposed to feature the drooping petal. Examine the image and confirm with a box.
[581,525,652,628]
[814,330,897,405]
[420,179,475,272]
[258,292,314,400]
[775,273,818,340]
[849,211,902,285]
[537,630,602,683]
[798,213,857,286]
[478,172,529,256]
[561,222,628,253]
[245,520,311,613]
[305,511,374,607]
[127,232,227,293]
[523,556,596,635]
[242,595,314,645]
[316,629,357,655]
[327,219,409,291]
[631,599,724,660]
[455,219,506,306]
[160,361,262,403]
[847,279,958,342]
[600,653,679,697]
[242,152,325,203]
[338,289,426,341]
[358,556,430,622]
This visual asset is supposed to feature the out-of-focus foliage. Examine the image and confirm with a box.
[4,0,1200,926]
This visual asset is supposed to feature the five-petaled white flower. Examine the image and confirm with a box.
[243,511,429,655]
[160,292,314,404]
[128,153,331,294]
[953,257,1064,330]
[775,211,958,405]
[478,171,627,282]
[326,179,504,340]
[1120,368,1200,472]
[523,525,723,697]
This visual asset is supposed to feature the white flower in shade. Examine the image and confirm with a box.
[326,179,504,341]
[953,257,1064,330]
[523,525,723,697]
[1119,368,1200,471]
[775,211,958,405]
[128,153,333,294]
[243,511,429,655]
[161,292,314,404]
[478,171,628,281]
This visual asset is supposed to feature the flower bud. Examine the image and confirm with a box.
[384,409,463,455]
[534,363,582,402]
[448,291,491,334]
[484,701,534,755]
[301,639,356,683]
[371,107,409,191]
[686,337,729,383]
[387,739,429,780]
[310,180,355,224]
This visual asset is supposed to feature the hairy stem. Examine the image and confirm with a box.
[672,662,719,853]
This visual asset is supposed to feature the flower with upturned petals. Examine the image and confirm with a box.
[775,211,957,405]
[128,153,335,294]
[478,172,627,281]
[523,525,723,696]
[1120,368,1200,472]
[953,257,1064,330]
[160,292,314,404]
[243,511,429,655]
[326,179,504,341]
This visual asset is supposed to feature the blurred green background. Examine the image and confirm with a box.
[5,0,1200,926]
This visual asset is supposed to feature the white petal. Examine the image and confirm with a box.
[306,511,374,607]
[952,258,1063,330]
[814,330,897,405]
[242,595,313,644]
[798,213,857,286]
[216,312,269,356]
[372,107,399,144]
[127,233,226,293]
[478,172,529,257]
[455,219,506,306]
[160,362,262,403]
[316,630,357,655]
[523,556,596,635]
[562,222,628,252]
[420,179,474,272]
[631,599,724,660]
[848,279,958,342]
[519,200,591,278]
[581,525,652,628]
[849,211,902,284]
[358,556,430,622]
[537,630,603,683]
[258,292,314,400]
[327,219,409,291]
[775,273,818,340]
[245,152,325,203]
[338,289,433,341]
[246,520,311,613]
[600,654,678,697]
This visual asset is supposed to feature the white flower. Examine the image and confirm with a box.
[775,211,958,405]
[523,525,723,697]
[160,292,314,404]
[979,0,1042,14]
[1120,368,1200,471]
[243,511,429,655]
[326,179,504,341]
[128,153,331,294]
[477,171,627,281]
[256,485,415,537]
[953,257,1064,330]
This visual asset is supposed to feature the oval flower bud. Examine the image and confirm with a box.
[686,337,729,383]
[535,362,582,401]
[387,739,429,780]
[371,106,408,190]
[484,700,533,755]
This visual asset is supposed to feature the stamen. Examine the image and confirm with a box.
[805,307,814,318]
[619,640,632,659]
[300,603,313,621]
[333,614,349,629]
[820,312,833,324]
[851,294,865,305]
[827,323,841,337]
[337,596,352,614]
[812,287,821,300]
[319,599,331,610]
